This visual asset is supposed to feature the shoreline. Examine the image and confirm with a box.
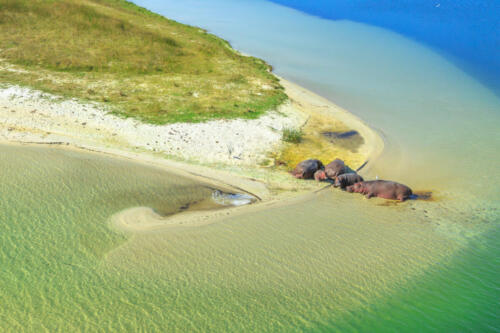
[0,77,384,228]
[0,81,304,167]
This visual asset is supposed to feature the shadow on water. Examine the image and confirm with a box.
[90,184,256,218]
[152,189,257,217]
[375,191,435,206]
[322,130,365,152]
[412,191,435,201]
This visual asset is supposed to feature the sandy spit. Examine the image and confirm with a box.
[0,84,305,165]
[0,78,383,203]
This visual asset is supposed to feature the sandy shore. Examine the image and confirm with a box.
[278,79,384,168]
[0,83,306,165]
[0,77,383,208]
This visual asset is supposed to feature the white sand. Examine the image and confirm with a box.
[0,85,306,165]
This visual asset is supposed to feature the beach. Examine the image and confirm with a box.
[0,76,382,202]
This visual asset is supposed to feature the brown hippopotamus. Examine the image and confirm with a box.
[291,159,324,179]
[325,159,346,179]
[334,173,364,189]
[346,180,413,201]
[314,170,327,181]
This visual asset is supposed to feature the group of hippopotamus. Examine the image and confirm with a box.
[291,159,413,202]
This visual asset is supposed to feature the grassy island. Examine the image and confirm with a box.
[0,0,287,123]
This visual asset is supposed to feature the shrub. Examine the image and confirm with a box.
[282,128,303,144]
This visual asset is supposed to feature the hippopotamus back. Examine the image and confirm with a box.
[325,159,346,179]
[291,159,324,179]
[334,173,364,189]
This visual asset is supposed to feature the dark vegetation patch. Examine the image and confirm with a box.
[411,191,435,201]
[282,128,303,144]
[322,130,365,152]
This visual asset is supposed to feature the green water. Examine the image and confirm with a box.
[321,225,500,332]
[1,144,497,331]
[0,145,218,330]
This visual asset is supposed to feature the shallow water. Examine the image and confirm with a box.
[0,145,223,330]
[0,144,460,330]
[1,0,499,331]
[1,144,493,331]
[132,0,500,329]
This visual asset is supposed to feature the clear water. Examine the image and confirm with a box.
[0,145,223,330]
[1,0,499,331]
[268,0,500,95]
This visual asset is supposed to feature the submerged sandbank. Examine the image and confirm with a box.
[0,142,463,332]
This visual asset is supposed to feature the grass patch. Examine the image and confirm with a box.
[282,128,303,143]
[277,113,366,171]
[0,0,287,123]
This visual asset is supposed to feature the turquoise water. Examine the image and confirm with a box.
[0,144,495,331]
[133,0,500,330]
[335,226,500,332]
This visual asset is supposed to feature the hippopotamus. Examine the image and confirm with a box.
[346,180,413,201]
[314,169,327,181]
[334,173,364,189]
[325,159,346,179]
[291,159,324,179]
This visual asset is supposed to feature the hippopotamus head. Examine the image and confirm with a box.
[346,182,363,193]
[291,159,324,179]
[314,170,327,181]
[335,173,364,189]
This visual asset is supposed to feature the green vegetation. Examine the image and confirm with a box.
[278,112,366,171]
[282,127,303,144]
[0,0,287,123]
